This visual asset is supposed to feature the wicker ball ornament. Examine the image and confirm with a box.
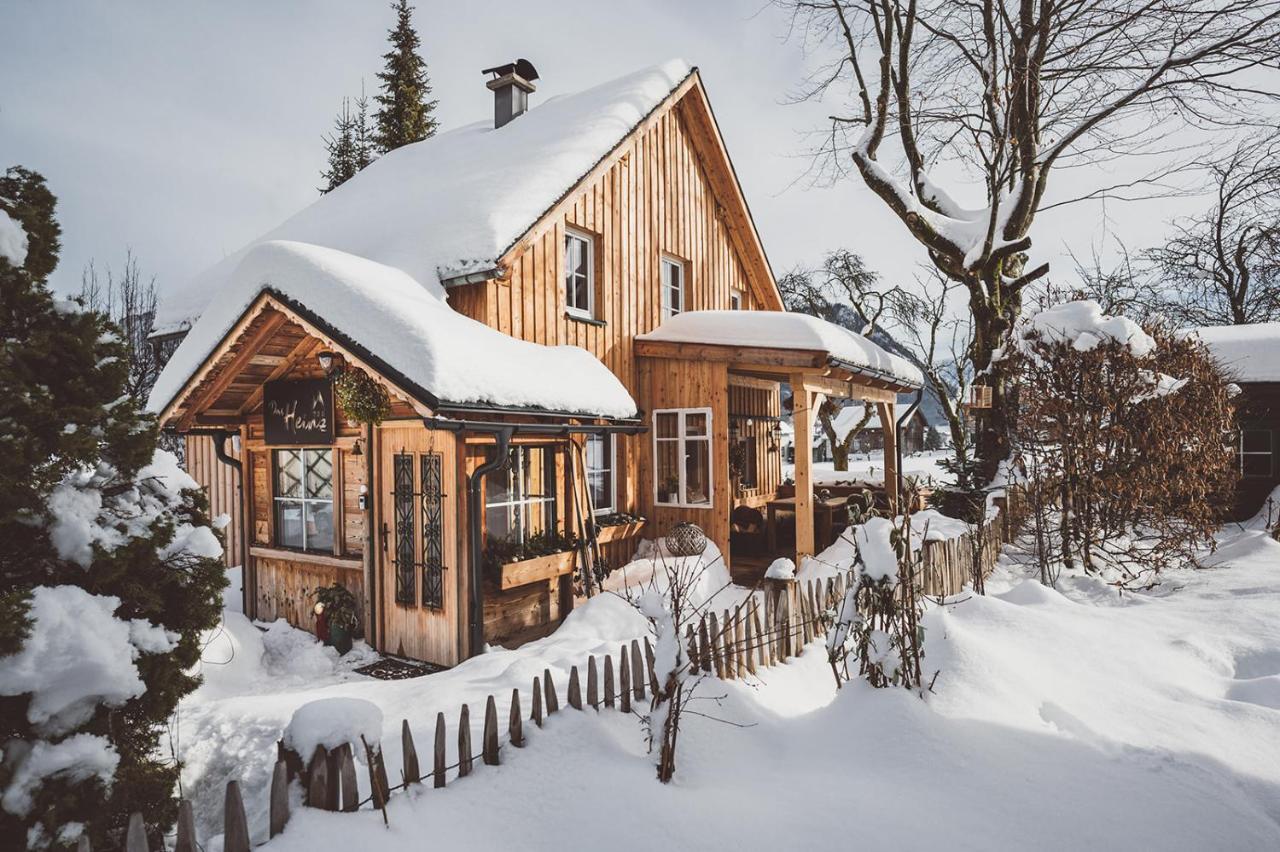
[665,522,708,557]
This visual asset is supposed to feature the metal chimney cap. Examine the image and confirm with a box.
[481,58,539,82]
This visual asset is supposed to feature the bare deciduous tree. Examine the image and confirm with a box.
[80,250,160,402]
[1147,133,1280,327]
[780,0,1280,481]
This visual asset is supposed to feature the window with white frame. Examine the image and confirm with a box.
[654,408,712,507]
[730,290,743,310]
[585,433,616,515]
[273,448,334,553]
[661,256,684,319]
[564,229,594,319]
[485,445,557,547]
[1239,428,1273,478]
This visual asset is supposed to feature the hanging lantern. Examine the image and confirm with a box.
[665,522,707,557]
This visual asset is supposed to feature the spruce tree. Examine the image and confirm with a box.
[319,98,359,193]
[354,88,376,171]
[373,0,438,153]
[0,167,225,850]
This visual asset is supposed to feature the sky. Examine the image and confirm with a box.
[0,0,1243,307]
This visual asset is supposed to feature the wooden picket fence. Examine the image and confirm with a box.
[916,512,1004,597]
[95,575,848,852]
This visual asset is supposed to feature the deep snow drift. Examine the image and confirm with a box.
[178,523,1280,851]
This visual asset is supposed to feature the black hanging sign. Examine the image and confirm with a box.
[263,378,335,445]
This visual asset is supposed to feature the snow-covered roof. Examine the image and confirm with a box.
[1185,323,1280,383]
[153,59,694,336]
[147,241,637,419]
[638,310,923,389]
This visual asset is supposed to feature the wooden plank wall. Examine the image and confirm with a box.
[184,434,242,568]
[255,555,366,630]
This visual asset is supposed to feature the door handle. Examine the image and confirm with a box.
[380,522,389,552]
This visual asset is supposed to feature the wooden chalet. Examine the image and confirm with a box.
[148,60,920,668]
[1192,323,1280,520]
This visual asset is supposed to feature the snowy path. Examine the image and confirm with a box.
[181,526,1280,851]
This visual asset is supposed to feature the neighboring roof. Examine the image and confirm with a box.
[146,241,637,419]
[1186,323,1280,383]
[638,310,924,389]
[154,60,696,336]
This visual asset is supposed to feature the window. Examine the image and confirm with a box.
[564,229,594,319]
[585,433,616,515]
[661,256,684,319]
[273,448,334,553]
[654,408,712,507]
[486,445,557,546]
[730,290,742,310]
[1239,428,1274,478]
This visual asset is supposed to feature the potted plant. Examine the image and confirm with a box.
[660,476,680,503]
[314,584,359,655]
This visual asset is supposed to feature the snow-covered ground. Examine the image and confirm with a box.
[180,515,1280,851]
[784,449,953,487]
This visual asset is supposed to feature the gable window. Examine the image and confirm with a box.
[661,256,685,319]
[585,433,616,515]
[654,408,712,508]
[273,448,334,553]
[564,229,595,319]
[1239,428,1273,478]
[730,290,743,310]
[486,445,557,547]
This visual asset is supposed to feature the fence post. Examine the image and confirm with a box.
[587,655,599,708]
[483,695,500,765]
[307,745,329,809]
[630,639,646,701]
[698,616,712,672]
[532,675,544,727]
[686,625,699,674]
[338,745,358,812]
[458,704,473,778]
[269,758,290,834]
[744,607,757,676]
[604,655,615,708]
[176,799,198,852]
[568,666,583,710]
[543,668,559,714]
[644,637,660,694]
[708,611,722,678]
[434,711,447,788]
[402,720,420,786]
[77,836,92,852]
[619,646,632,713]
[224,781,250,852]
[510,687,524,747]
[752,600,769,667]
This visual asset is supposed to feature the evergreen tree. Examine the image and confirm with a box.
[319,97,358,193]
[354,88,376,171]
[0,167,225,850]
[373,0,438,153]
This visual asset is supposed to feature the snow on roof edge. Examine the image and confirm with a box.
[1182,322,1280,384]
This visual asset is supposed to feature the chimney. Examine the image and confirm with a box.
[482,58,539,128]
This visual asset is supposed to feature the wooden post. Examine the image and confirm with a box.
[269,759,289,836]
[686,625,699,674]
[532,676,544,727]
[877,400,898,514]
[433,711,447,788]
[568,666,583,710]
[510,687,525,747]
[708,611,722,678]
[604,655,615,708]
[125,812,148,852]
[752,599,769,667]
[457,704,473,778]
[543,668,559,714]
[224,781,250,852]
[744,607,757,675]
[630,639,646,701]
[587,655,599,707]
[176,800,198,852]
[306,746,329,809]
[644,637,660,694]
[619,646,632,713]
[401,720,420,786]
[724,608,737,678]
[338,746,358,812]
[698,616,712,672]
[792,377,816,561]
[77,837,91,852]
[733,608,745,677]
[483,695,500,765]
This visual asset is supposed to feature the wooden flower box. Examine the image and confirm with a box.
[498,549,577,591]
[594,519,646,545]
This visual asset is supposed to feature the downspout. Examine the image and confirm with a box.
[363,422,377,650]
[189,428,249,614]
[463,426,514,656]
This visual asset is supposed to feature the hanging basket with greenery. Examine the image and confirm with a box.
[334,368,391,425]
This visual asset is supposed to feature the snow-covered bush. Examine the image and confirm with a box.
[0,169,226,850]
[1008,299,1236,586]
[826,514,927,691]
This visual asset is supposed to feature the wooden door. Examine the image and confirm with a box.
[378,424,461,665]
